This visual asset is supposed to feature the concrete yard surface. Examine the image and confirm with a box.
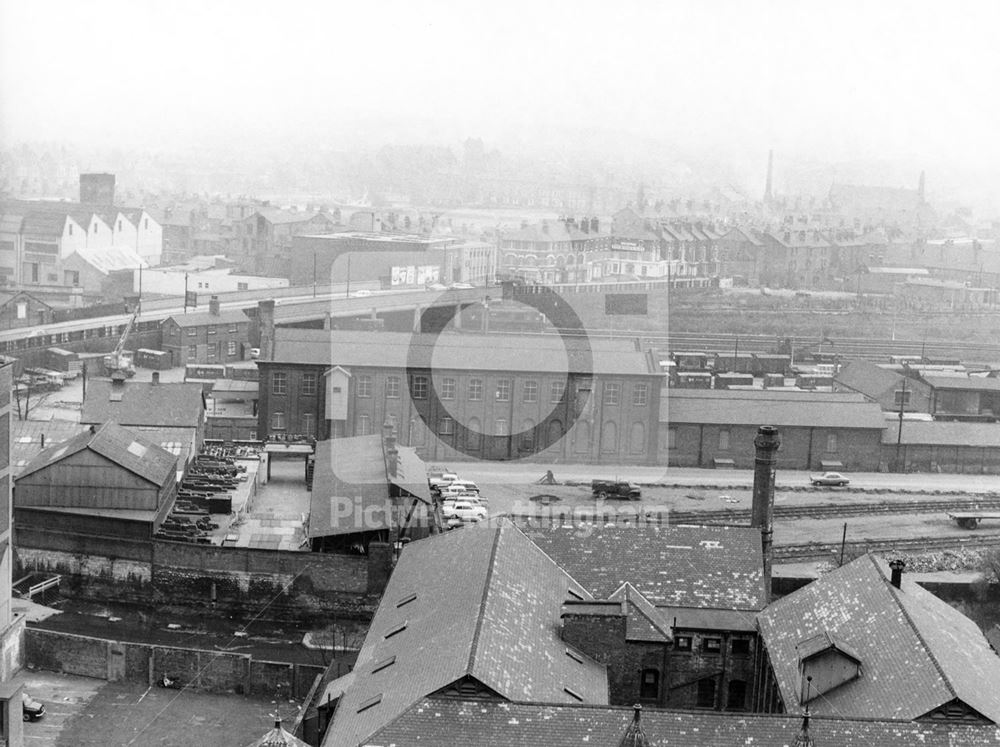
[17,668,300,747]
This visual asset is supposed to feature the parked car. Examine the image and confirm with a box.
[440,480,479,496]
[351,289,373,297]
[22,692,44,721]
[810,472,850,487]
[442,501,487,522]
[591,479,642,500]
[428,469,459,490]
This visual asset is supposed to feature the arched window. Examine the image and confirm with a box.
[639,669,659,701]
[547,419,564,449]
[601,421,618,452]
[520,419,536,451]
[630,422,646,454]
[467,417,482,450]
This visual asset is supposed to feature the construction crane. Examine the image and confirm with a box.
[102,305,139,377]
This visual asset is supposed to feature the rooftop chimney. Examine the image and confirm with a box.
[751,425,781,596]
[889,558,905,589]
[111,371,126,389]
[257,299,276,361]
[209,295,220,316]
[151,371,160,385]
[618,704,650,747]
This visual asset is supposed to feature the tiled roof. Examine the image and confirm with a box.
[17,422,176,487]
[267,328,656,377]
[661,389,886,429]
[323,521,607,747]
[164,308,250,328]
[363,697,1000,746]
[81,379,204,428]
[527,524,766,610]
[609,583,674,643]
[757,554,1000,721]
[833,359,910,396]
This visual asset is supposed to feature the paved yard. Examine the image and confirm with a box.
[16,669,300,747]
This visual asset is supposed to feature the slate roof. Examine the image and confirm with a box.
[363,698,1000,746]
[17,422,176,487]
[608,583,674,643]
[81,379,204,428]
[163,308,250,328]
[757,554,1000,721]
[527,524,766,611]
[883,419,1000,447]
[323,521,607,747]
[661,389,886,429]
[12,420,90,475]
[923,375,1000,392]
[268,328,656,377]
[834,359,913,397]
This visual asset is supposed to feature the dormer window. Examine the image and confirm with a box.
[797,630,862,703]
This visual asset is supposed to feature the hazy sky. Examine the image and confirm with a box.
[2,0,999,178]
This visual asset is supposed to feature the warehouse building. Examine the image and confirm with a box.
[660,389,885,470]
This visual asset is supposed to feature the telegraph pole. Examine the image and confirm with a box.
[895,377,907,472]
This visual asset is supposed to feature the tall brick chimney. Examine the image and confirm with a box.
[751,425,780,596]
[257,299,275,360]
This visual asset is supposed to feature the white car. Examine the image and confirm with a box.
[442,501,487,522]
[810,471,850,487]
[351,289,373,297]
[448,479,479,494]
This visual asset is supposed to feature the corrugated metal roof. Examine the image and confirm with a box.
[528,524,766,611]
[17,422,176,487]
[269,329,654,377]
[325,522,606,747]
[661,389,886,429]
[364,698,1000,746]
[757,554,1000,721]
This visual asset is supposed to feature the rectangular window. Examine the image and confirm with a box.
[551,380,566,403]
[15,302,26,319]
[496,378,511,402]
[703,638,722,654]
[826,433,838,452]
[731,639,751,656]
[439,417,454,435]
[272,372,287,395]
[386,376,400,398]
[440,377,456,400]
[237,282,249,291]
[187,327,196,336]
[718,429,730,451]
[208,325,217,335]
[633,383,649,407]
[187,345,197,361]
[604,382,621,405]
[228,323,239,333]
[894,389,911,406]
[271,411,286,430]
[674,636,692,651]
[357,375,373,398]
[412,375,428,399]
[468,377,483,401]
[302,412,315,436]
[227,341,237,356]
[523,380,538,403]
[302,373,317,396]
[495,418,508,436]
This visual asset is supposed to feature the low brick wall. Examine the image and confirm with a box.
[24,628,325,699]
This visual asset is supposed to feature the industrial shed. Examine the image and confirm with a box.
[14,422,178,540]
[660,389,886,471]
[882,418,1000,473]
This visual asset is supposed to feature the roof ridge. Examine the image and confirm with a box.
[466,525,503,677]
[875,555,959,706]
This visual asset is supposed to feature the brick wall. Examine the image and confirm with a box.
[24,629,325,698]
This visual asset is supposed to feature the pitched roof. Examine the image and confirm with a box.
[884,419,1000,447]
[363,697,1000,746]
[757,554,1000,721]
[661,389,886,429]
[527,524,766,611]
[11,420,89,475]
[81,379,204,428]
[834,359,911,397]
[17,422,176,487]
[268,328,655,377]
[67,244,147,274]
[323,522,607,747]
[164,308,249,328]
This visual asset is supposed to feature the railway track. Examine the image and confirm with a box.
[774,532,1000,562]
[670,497,1000,524]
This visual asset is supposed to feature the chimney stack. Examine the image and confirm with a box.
[152,371,160,385]
[889,559,905,589]
[257,299,276,361]
[384,428,398,477]
[209,295,220,316]
[751,425,781,595]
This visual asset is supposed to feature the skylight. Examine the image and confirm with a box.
[127,441,148,458]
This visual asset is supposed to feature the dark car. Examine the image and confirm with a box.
[591,480,642,500]
[22,691,44,721]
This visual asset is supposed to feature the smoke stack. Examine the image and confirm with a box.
[889,559,905,589]
[209,295,220,316]
[751,425,781,595]
[152,371,160,385]
[257,299,275,361]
